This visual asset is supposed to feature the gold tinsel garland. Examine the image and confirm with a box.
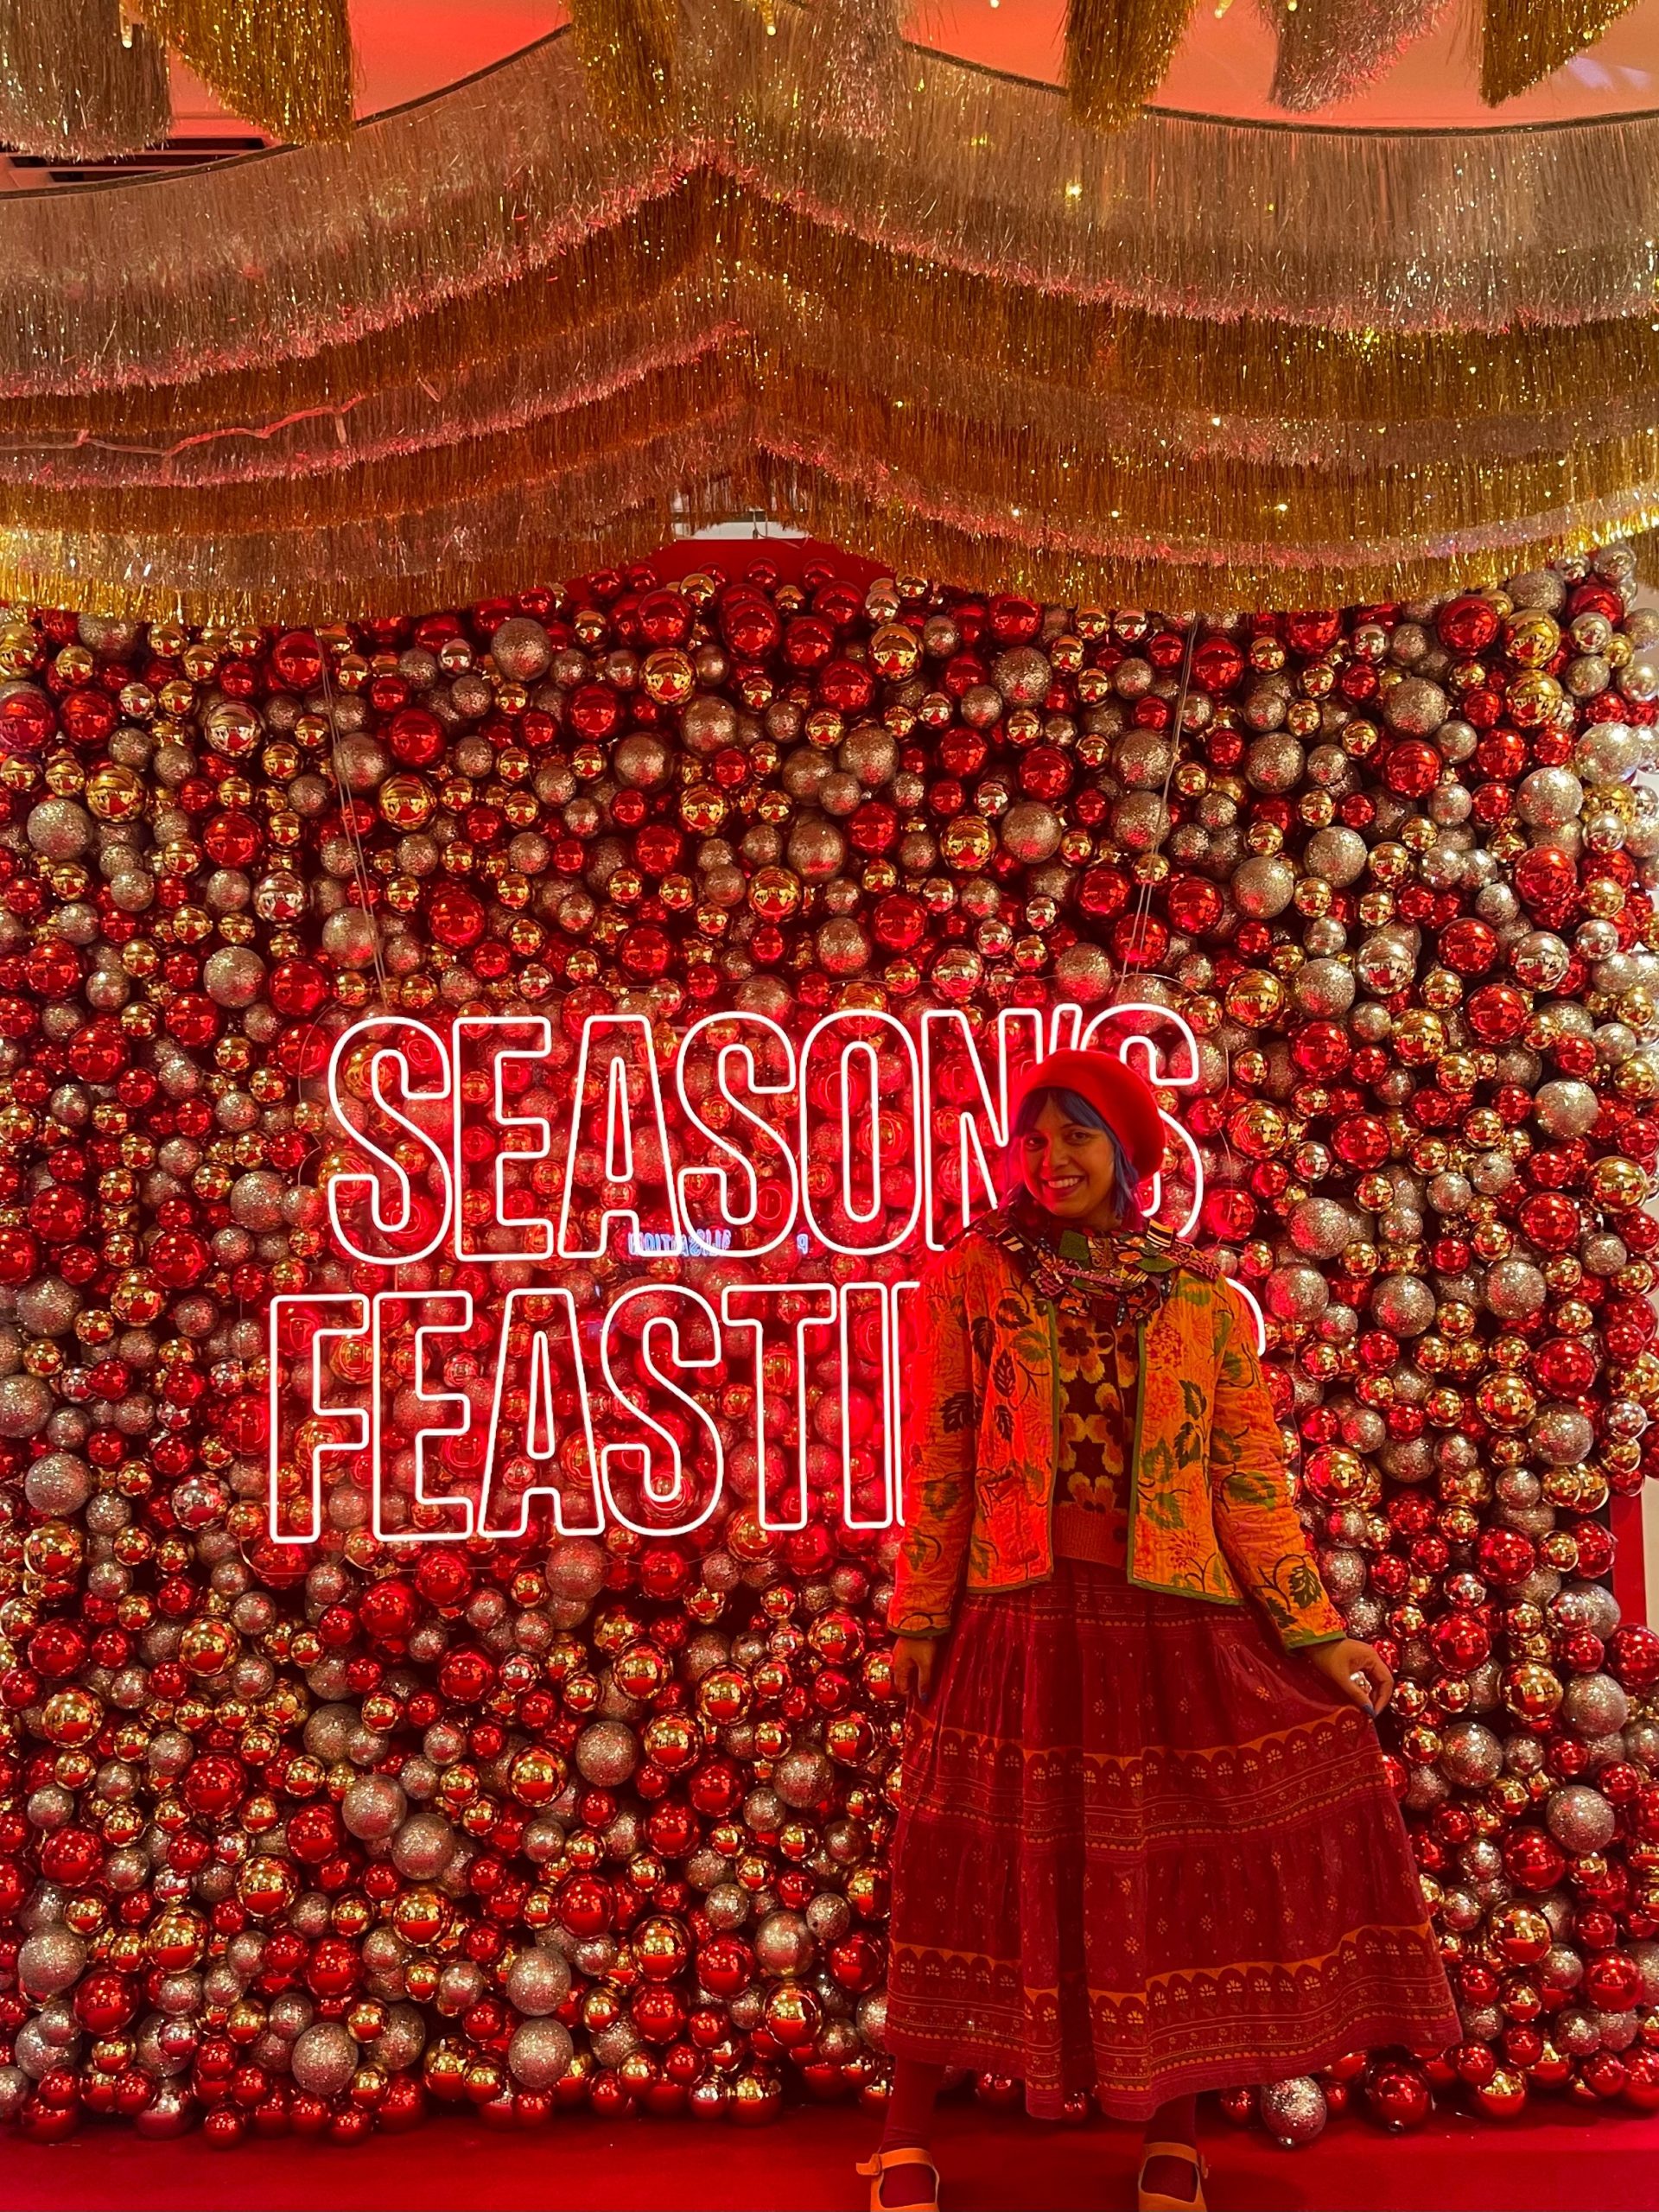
[0,0,169,159]
[1480,0,1642,105]
[123,0,353,142]
[557,0,1644,124]
[1,1,1656,618]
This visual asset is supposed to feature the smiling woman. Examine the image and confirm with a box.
[872,1046,1456,2212]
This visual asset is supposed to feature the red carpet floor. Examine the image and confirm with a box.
[3,2101,1657,2212]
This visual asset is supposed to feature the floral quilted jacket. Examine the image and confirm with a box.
[889,1225,1345,1651]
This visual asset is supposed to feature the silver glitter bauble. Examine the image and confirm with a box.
[704,1883,751,1932]
[681,695,740,755]
[202,946,265,1008]
[1370,1275,1435,1338]
[0,1374,53,1437]
[27,798,94,860]
[1484,1259,1548,1319]
[341,1774,407,1842]
[1561,1674,1630,1738]
[856,1991,889,2050]
[786,816,846,882]
[1287,1198,1359,1262]
[547,1539,607,1607]
[1291,958,1355,1016]
[505,1946,572,2018]
[1383,676,1449,734]
[391,1811,459,1879]
[772,1749,834,1809]
[1266,1266,1330,1323]
[1112,792,1169,853]
[806,1893,852,1943]
[816,918,871,976]
[491,616,554,683]
[1244,734,1305,792]
[613,733,671,789]
[23,1451,91,1515]
[1260,2076,1327,2147]
[291,2022,359,2098]
[1516,767,1585,829]
[839,723,898,788]
[1534,1079,1600,1138]
[320,908,380,969]
[1115,731,1173,790]
[1545,1784,1617,1853]
[1440,1721,1504,1789]
[1053,944,1114,1002]
[1302,825,1369,886]
[1529,1408,1595,1466]
[228,1170,286,1232]
[1630,1943,1659,2004]
[508,2018,575,2088]
[575,1719,639,1788]
[17,1927,86,2000]
[992,646,1052,704]
[1000,802,1063,864]
[1232,855,1296,918]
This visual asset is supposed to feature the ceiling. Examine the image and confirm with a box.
[0,0,1653,193]
[166,0,1659,134]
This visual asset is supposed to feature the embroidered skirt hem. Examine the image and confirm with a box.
[883,1563,1459,2122]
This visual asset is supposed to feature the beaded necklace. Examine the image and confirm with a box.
[985,1200,1173,1327]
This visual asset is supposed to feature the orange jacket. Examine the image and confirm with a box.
[890,1225,1345,1651]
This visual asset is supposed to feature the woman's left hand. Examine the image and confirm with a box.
[1306,1637,1394,1714]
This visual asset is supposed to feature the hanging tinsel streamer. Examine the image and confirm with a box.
[793,0,905,137]
[131,0,354,142]
[1269,0,1448,111]
[1481,0,1642,102]
[566,0,678,131]
[0,0,169,159]
[1065,0,1198,125]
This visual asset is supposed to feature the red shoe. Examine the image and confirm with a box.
[855,2146,941,2211]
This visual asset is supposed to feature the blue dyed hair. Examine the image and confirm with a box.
[1009,1085,1143,1224]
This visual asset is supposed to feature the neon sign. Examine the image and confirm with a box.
[271,1001,1259,1547]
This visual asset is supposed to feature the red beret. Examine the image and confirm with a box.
[1014,1049,1166,1182]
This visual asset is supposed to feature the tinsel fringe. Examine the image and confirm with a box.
[133,0,354,143]
[567,0,677,131]
[12,346,1658,546]
[1065,0,1196,127]
[4,0,1659,385]
[1480,0,1641,105]
[1269,0,1445,112]
[3,343,1656,621]
[4,0,1659,614]
[13,188,1659,452]
[0,0,169,159]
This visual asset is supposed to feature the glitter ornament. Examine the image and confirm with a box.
[1259,2075,1328,2145]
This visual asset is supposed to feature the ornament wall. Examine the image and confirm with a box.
[3,542,1659,2147]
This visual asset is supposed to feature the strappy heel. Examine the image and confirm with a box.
[855,2145,942,2212]
[1136,2139,1208,2212]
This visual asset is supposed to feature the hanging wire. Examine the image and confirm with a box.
[1112,613,1198,997]
[317,650,391,1008]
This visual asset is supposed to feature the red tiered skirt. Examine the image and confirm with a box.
[884,1563,1459,2119]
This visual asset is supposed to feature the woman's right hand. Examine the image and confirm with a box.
[891,1636,939,1704]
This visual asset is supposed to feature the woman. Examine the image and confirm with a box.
[859,1049,1457,2212]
